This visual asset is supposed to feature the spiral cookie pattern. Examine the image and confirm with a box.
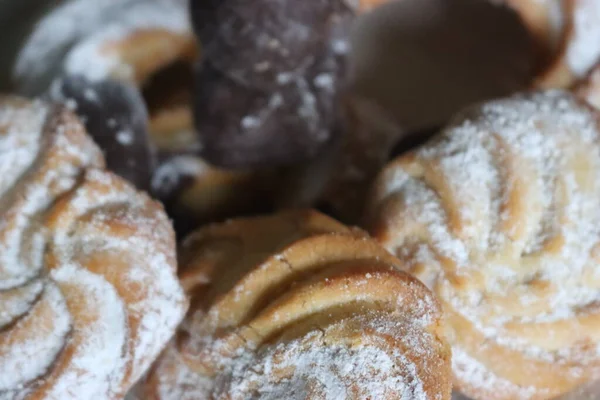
[13,0,197,192]
[141,210,451,399]
[499,0,600,88]
[13,0,193,92]
[0,97,187,399]
[366,90,600,399]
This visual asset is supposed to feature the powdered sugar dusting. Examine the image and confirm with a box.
[0,98,186,397]
[0,100,48,287]
[370,90,600,395]
[145,211,449,399]
[0,282,71,393]
[63,0,191,82]
[381,168,470,268]
[116,130,134,145]
[0,279,44,329]
[0,100,47,197]
[150,342,214,400]
[0,101,100,289]
[150,155,211,196]
[0,101,102,290]
[160,315,436,400]
[45,265,127,399]
[452,348,542,399]
[567,0,600,77]
[215,326,427,400]
[46,169,187,391]
[13,0,190,93]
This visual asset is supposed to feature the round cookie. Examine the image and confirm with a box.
[365,90,600,399]
[13,0,196,191]
[139,210,452,399]
[0,96,187,399]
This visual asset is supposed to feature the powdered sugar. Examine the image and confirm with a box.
[0,283,71,393]
[116,130,134,145]
[382,169,470,268]
[46,265,127,399]
[146,211,448,399]
[63,0,191,82]
[14,0,138,94]
[0,178,54,289]
[47,168,187,390]
[0,101,48,288]
[149,342,215,400]
[166,314,435,400]
[0,101,101,290]
[0,279,43,329]
[370,90,600,394]
[215,327,426,400]
[452,348,543,399]
[566,0,600,77]
[13,0,191,93]
[0,98,186,397]
[151,155,211,196]
[0,100,47,197]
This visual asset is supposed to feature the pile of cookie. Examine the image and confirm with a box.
[2,0,600,399]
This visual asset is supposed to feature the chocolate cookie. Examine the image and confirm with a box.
[191,0,355,168]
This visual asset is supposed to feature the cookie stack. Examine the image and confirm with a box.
[3,0,600,399]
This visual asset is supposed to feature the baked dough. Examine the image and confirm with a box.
[141,210,451,399]
[0,97,187,399]
[366,90,600,399]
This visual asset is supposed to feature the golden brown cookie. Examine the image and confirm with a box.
[366,90,600,399]
[500,0,600,88]
[0,96,187,399]
[15,0,198,190]
[140,210,451,399]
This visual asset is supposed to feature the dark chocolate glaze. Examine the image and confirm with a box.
[191,0,355,168]
[49,75,156,192]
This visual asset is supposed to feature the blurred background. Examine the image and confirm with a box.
[0,0,54,91]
